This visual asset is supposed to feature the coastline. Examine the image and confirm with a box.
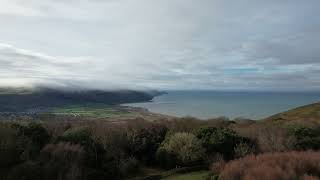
[121,91,320,120]
[119,105,175,121]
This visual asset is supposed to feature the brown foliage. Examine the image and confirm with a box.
[302,175,320,180]
[210,158,226,175]
[158,116,233,133]
[233,124,296,153]
[218,151,320,180]
[160,117,204,132]
[256,126,296,152]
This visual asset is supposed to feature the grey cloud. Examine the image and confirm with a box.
[240,32,320,65]
[0,0,319,91]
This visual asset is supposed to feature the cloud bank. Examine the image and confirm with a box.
[0,0,319,90]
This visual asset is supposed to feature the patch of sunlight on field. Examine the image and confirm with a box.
[162,171,209,180]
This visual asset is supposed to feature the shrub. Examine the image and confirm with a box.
[219,151,320,180]
[159,132,205,166]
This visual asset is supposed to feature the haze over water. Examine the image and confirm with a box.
[125,91,320,120]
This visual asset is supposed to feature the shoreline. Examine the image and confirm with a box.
[119,105,176,121]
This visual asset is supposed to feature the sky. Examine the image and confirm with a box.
[0,0,319,91]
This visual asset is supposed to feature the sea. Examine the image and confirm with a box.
[124,91,320,120]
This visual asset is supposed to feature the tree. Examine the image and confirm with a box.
[160,132,205,166]
[40,142,85,180]
[126,125,168,164]
[0,124,26,178]
[58,126,102,165]
[12,122,50,160]
[119,157,140,177]
[290,126,320,150]
[15,123,50,147]
[195,127,255,160]
[7,162,43,180]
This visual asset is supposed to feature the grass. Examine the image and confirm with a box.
[161,171,209,180]
[264,102,320,123]
[49,104,136,118]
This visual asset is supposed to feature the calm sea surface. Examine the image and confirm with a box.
[124,91,320,120]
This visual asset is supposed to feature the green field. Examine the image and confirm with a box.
[50,105,136,118]
[162,171,210,180]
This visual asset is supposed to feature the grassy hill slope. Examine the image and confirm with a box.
[264,102,320,124]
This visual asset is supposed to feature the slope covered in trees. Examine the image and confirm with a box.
[0,87,164,112]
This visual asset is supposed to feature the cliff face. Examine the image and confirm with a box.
[0,88,163,112]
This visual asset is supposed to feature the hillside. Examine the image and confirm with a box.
[0,87,165,112]
[263,102,320,123]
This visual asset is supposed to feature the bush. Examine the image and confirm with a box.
[219,151,320,180]
[159,132,205,166]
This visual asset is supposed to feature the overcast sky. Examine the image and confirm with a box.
[0,0,319,91]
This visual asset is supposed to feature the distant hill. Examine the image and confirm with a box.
[264,102,320,124]
[0,87,165,112]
